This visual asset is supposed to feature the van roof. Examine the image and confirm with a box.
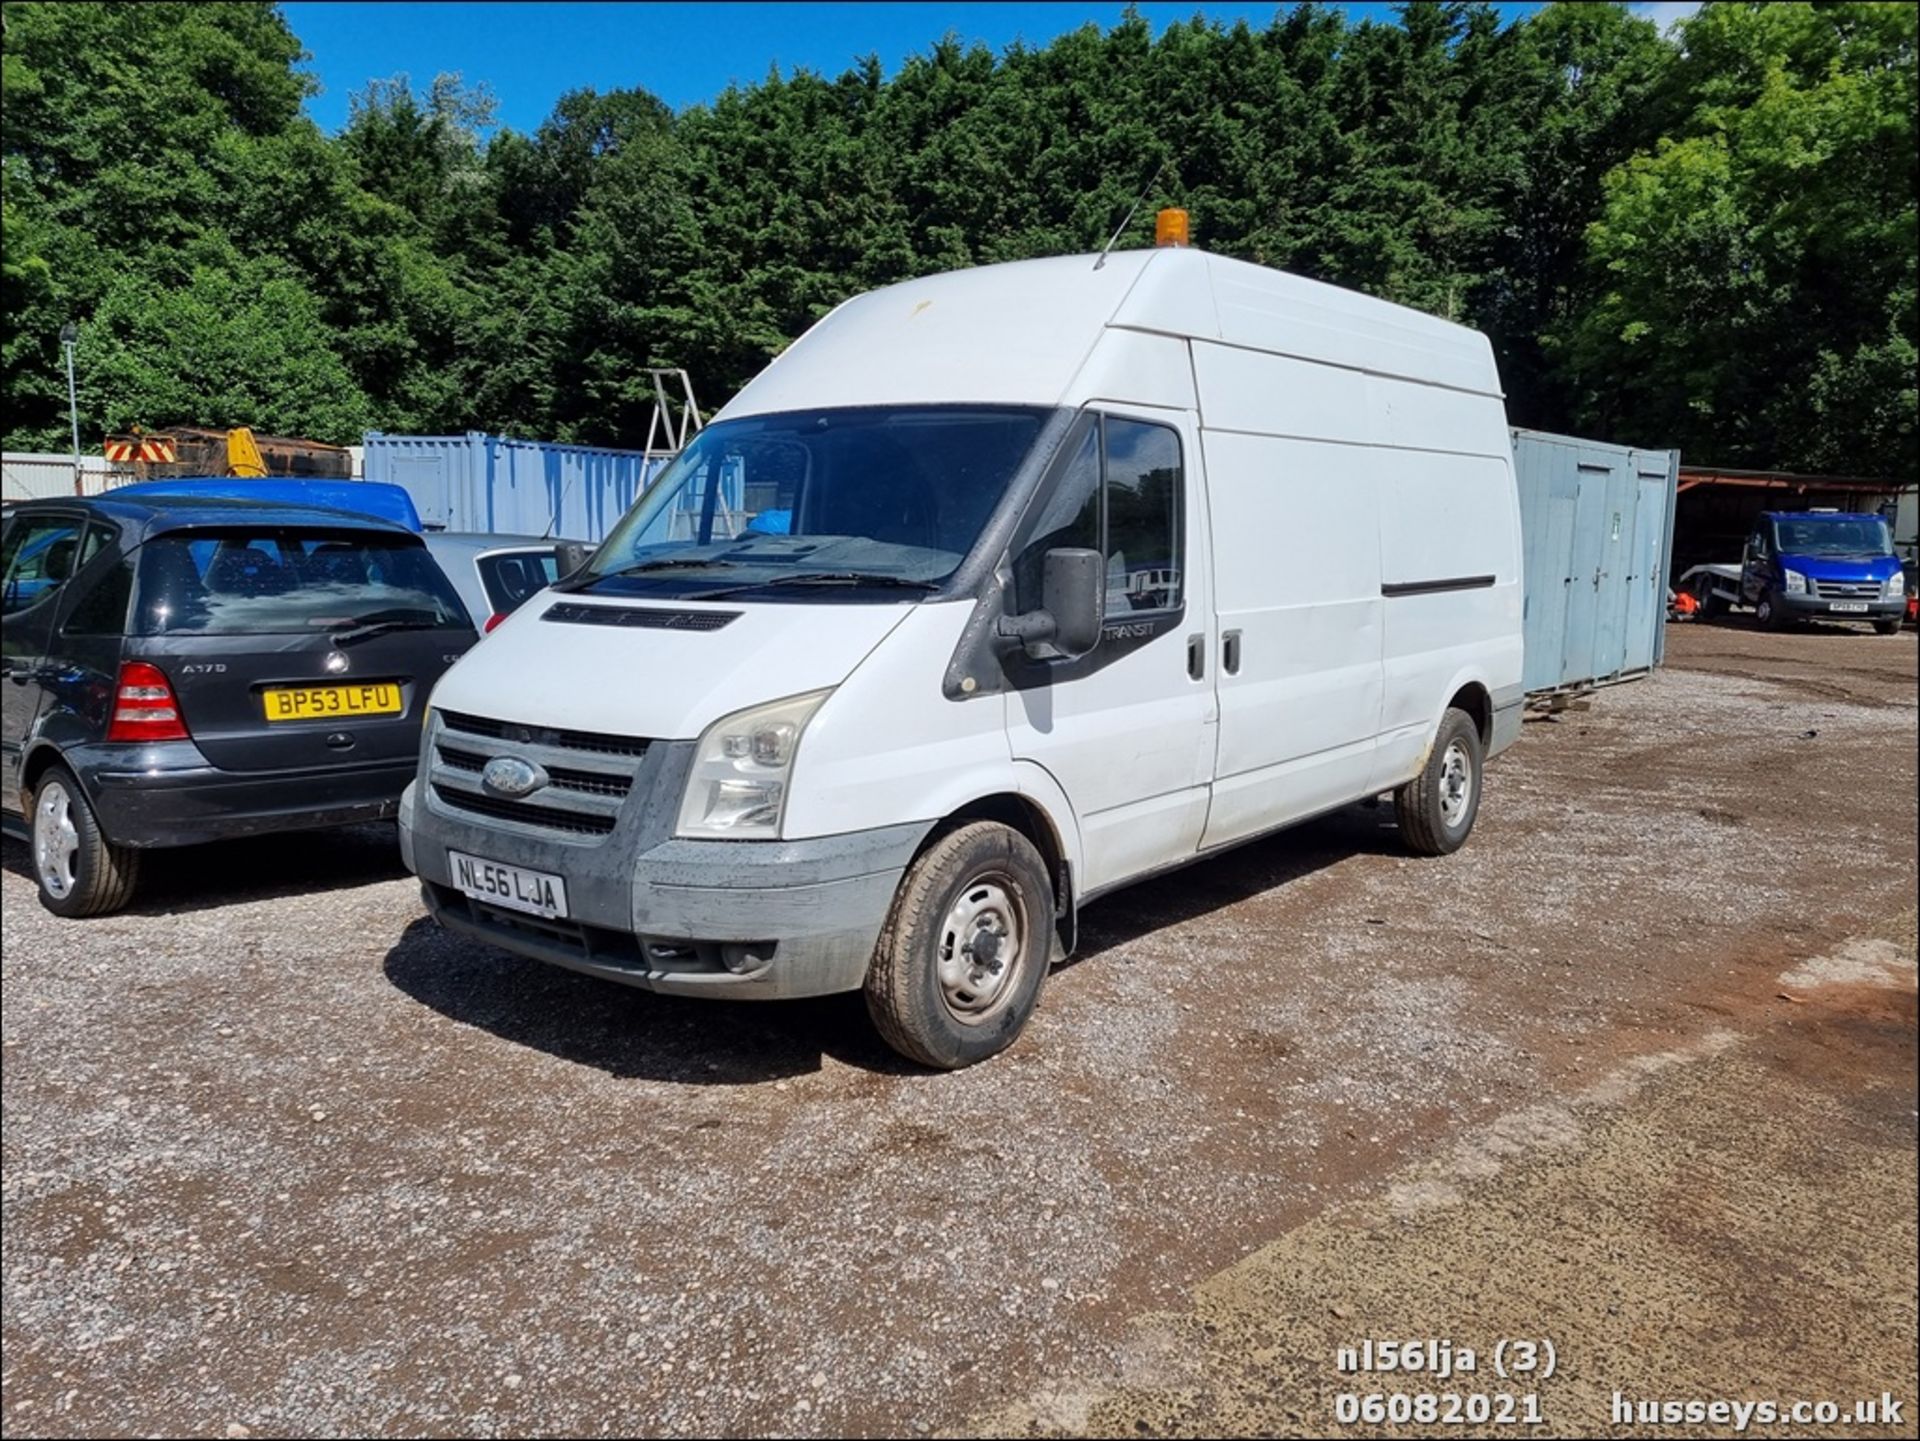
[1764,510,1882,522]
[723,247,1502,420]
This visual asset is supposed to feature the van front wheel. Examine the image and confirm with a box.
[1395,709,1484,857]
[864,821,1053,1070]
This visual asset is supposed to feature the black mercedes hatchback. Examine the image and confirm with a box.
[2,494,478,915]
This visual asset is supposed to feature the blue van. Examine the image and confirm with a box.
[1736,511,1906,633]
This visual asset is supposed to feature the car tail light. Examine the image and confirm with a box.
[484,611,507,633]
[107,660,189,742]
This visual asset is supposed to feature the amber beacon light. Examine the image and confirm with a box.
[1155,207,1190,247]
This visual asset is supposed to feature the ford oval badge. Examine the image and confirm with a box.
[481,756,546,798]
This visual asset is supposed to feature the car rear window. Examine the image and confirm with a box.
[475,549,559,615]
[133,528,470,636]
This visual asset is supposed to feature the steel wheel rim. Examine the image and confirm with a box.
[1438,741,1474,829]
[936,873,1026,1025]
[33,780,80,900]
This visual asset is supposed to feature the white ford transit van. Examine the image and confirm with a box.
[399,234,1525,1068]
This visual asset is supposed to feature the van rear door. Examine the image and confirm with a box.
[130,526,476,773]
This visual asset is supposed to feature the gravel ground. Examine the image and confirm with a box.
[2,620,1915,1437]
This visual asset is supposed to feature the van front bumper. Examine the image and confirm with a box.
[1776,593,1904,620]
[401,780,931,1000]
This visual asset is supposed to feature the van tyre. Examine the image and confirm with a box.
[864,821,1052,1070]
[1756,589,1790,631]
[1873,618,1901,635]
[31,766,140,918]
[1395,708,1484,857]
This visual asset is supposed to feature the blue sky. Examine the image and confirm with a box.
[280,1,1658,136]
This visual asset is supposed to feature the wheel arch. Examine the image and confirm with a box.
[1445,679,1493,748]
[915,785,1080,958]
[18,741,77,811]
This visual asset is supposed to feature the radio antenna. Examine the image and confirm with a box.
[1094,158,1171,271]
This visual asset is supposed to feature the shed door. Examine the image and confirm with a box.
[1621,473,1668,673]
[1560,462,1611,687]
[1593,466,1638,679]
[1521,458,1578,695]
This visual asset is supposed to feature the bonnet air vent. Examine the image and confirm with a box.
[542,602,740,632]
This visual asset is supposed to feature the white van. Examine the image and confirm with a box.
[399,229,1524,1068]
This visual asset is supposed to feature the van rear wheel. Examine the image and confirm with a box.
[32,766,141,917]
[1395,708,1484,857]
[864,821,1052,1070]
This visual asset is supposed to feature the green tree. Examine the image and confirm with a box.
[1558,1,1917,475]
[84,259,369,441]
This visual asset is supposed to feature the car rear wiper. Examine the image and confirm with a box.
[331,618,444,646]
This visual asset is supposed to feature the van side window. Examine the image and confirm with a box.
[1013,414,1184,620]
[1103,418,1182,615]
[1012,424,1101,606]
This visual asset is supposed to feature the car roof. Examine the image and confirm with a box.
[7,493,420,542]
[106,476,423,531]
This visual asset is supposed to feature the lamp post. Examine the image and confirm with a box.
[59,322,81,493]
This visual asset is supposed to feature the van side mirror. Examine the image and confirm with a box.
[997,547,1106,661]
[553,540,593,579]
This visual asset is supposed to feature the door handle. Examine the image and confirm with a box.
[1222,630,1242,676]
[1187,633,1205,680]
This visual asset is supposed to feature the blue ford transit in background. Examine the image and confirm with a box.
[1740,511,1906,633]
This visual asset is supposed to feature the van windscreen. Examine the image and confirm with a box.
[578,405,1055,598]
[1771,516,1893,556]
[134,528,469,636]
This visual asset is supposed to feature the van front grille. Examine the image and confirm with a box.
[438,710,650,760]
[428,710,650,841]
[1811,580,1882,600]
[436,745,633,798]
[430,783,617,836]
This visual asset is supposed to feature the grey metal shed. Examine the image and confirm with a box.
[1512,428,1679,701]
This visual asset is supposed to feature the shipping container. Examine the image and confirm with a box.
[1512,428,1679,701]
[361,432,671,541]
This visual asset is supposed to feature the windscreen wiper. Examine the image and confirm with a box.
[693,572,941,599]
[600,556,747,578]
[331,618,443,646]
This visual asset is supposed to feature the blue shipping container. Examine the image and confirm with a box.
[362,432,672,542]
[1512,428,1679,699]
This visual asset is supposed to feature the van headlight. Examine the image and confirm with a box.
[676,690,831,839]
[1887,572,1906,598]
[1783,569,1807,594]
